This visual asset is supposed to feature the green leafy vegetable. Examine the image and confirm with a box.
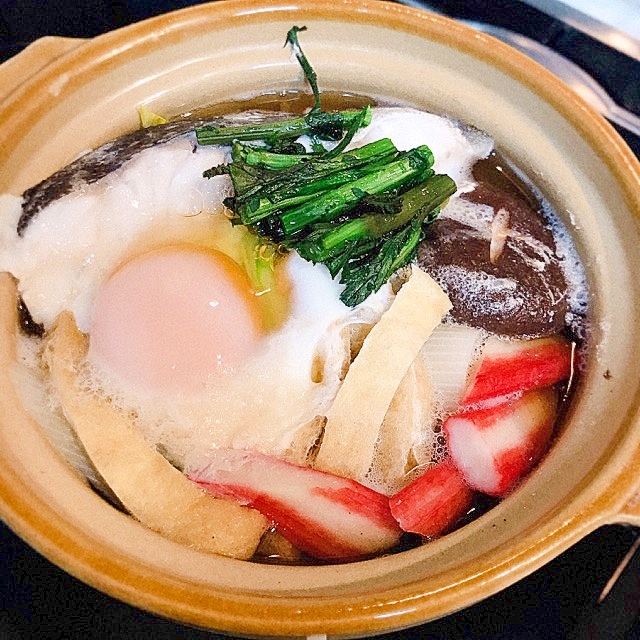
[277,145,434,236]
[196,108,371,147]
[295,174,457,264]
[304,175,455,305]
[286,26,321,113]
[199,25,458,306]
[209,137,403,228]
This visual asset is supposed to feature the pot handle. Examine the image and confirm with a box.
[0,36,84,105]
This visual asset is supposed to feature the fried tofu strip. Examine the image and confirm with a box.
[314,267,451,483]
[43,311,268,559]
[367,355,436,494]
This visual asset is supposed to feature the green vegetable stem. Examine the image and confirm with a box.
[196,107,371,147]
[198,25,458,306]
[277,145,435,236]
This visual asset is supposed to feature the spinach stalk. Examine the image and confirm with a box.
[198,26,458,306]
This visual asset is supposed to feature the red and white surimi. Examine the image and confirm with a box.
[444,387,558,496]
[460,335,573,407]
[389,459,473,537]
[188,448,402,561]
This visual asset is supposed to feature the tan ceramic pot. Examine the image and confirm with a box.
[1,1,639,637]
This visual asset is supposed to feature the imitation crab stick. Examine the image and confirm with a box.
[189,448,402,561]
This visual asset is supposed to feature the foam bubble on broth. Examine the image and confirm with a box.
[437,265,523,313]
[9,333,112,495]
[544,204,590,322]
[501,157,590,328]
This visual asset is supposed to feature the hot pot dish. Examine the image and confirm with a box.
[0,1,639,637]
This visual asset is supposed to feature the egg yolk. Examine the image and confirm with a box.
[89,245,263,394]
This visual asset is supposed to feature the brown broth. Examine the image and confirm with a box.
[184,90,374,120]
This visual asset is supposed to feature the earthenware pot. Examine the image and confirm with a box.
[0,1,639,637]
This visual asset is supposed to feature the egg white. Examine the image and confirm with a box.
[348,108,493,194]
[84,253,394,466]
[0,106,495,466]
[0,138,230,332]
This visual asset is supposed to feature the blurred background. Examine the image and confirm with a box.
[0,1,639,638]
